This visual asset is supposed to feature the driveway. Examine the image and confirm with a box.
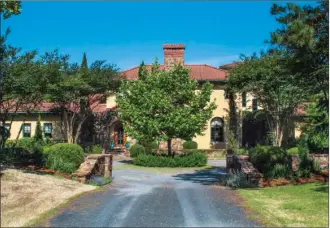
[46,160,261,227]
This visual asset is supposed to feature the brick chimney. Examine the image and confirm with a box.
[163,44,185,70]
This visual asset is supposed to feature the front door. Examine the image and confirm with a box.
[114,124,124,147]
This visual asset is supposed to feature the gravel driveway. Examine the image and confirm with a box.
[47,160,261,227]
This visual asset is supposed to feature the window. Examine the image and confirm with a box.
[242,92,247,107]
[44,123,53,138]
[252,99,258,111]
[22,123,31,138]
[211,117,224,143]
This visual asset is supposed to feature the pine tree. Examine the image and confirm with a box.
[34,115,43,142]
[81,52,88,71]
[138,61,148,80]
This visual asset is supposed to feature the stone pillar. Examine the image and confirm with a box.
[291,155,299,172]
[104,155,113,178]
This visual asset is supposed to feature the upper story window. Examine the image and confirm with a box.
[242,92,247,107]
[44,123,53,138]
[252,99,258,111]
[211,117,224,143]
[22,123,31,138]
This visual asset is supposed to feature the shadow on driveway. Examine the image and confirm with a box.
[172,166,227,185]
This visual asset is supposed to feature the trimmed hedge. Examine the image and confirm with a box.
[46,143,84,173]
[130,144,146,158]
[85,144,103,154]
[183,140,198,149]
[133,151,207,167]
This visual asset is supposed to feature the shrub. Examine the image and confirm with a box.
[85,145,103,154]
[133,151,207,167]
[249,145,291,178]
[183,140,198,149]
[298,153,313,178]
[34,115,43,142]
[46,143,84,173]
[130,144,146,158]
[312,159,321,173]
[287,147,299,155]
[151,141,159,150]
[237,148,249,155]
[221,170,251,189]
[267,164,291,179]
[4,138,46,165]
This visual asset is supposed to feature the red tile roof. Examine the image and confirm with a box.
[122,64,228,81]
[6,94,108,114]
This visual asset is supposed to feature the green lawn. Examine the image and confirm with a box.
[239,183,329,227]
[113,163,211,174]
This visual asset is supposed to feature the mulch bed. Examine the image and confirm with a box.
[260,172,328,188]
[23,165,73,180]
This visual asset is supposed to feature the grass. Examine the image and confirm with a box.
[239,182,329,227]
[0,168,96,227]
[113,163,212,174]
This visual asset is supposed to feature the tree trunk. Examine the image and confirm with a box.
[274,121,284,147]
[167,139,172,157]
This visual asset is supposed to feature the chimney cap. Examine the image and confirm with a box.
[163,44,185,49]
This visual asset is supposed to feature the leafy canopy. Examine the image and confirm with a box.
[117,61,217,150]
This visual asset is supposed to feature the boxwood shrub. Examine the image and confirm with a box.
[183,140,198,149]
[133,151,207,167]
[46,143,84,173]
[130,144,146,158]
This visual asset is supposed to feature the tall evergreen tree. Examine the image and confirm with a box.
[34,115,43,142]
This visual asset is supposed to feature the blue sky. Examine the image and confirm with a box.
[3,1,313,71]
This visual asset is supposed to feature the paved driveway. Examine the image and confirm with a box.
[47,160,261,227]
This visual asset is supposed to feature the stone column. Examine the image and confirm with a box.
[104,155,113,178]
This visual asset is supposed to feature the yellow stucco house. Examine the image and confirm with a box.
[4,44,304,150]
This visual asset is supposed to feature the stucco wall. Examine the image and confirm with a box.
[5,115,64,141]
[192,84,229,149]
[106,93,117,109]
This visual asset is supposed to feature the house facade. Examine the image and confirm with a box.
[4,44,304,150]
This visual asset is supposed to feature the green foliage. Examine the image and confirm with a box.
[298,153,313,178]
[2,137,54,166]
[133,151,207,167]
[45,143,84,173]
[85,144,103,154]
[312,159,321,174]
[130,144,146,158]
[227,131,240,152]
[117,62,217,155]
[303,96,329,152]
[249,145,291,178]
[183,140,198,149]
[34,115,43,142]
[287,147,299,155]
[237,148,249,155]
[270,2,329,104]
[268,163,291,179]
[0,1,21,19]
[150,141,159,150]
[227,52,308,146]
[221,170,251,189]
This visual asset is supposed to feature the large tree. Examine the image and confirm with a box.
[117,61,217,156]
[44,51,120,144]
[270,1,329,103]
[227,51,308,147]
[0,44,48,150]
